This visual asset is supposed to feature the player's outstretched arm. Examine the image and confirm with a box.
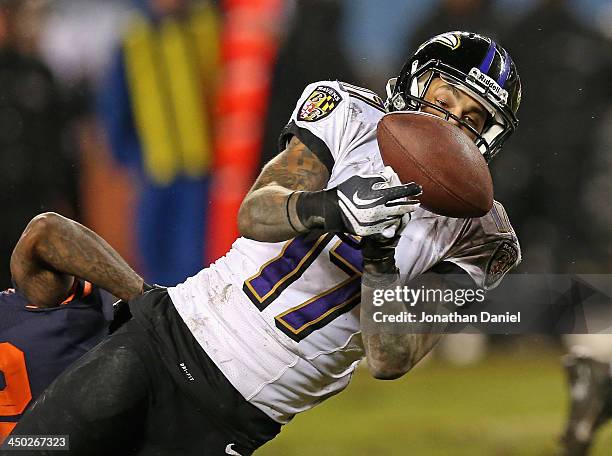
[361,270,445,380]
[239,136,421,242]
[359,236,459,380]
[10,212,144,308]
[238,136,330,242]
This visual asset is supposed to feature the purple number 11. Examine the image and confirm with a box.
[243,233,363,342]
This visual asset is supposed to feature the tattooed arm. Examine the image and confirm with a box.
[10,212,144,308]
[239,136,416,242]
[361,269,447,380]
[359,236,468,380]
[238,136,330,242]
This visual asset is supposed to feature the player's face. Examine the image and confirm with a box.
[422,77,488,140]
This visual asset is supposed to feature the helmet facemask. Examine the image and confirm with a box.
[385,59,518,162]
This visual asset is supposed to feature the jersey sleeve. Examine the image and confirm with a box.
[278,81,350,175]
[444,202,521,290]
[61,280,114,323]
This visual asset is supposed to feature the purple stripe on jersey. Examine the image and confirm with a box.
[479,40,497,74]
[248,237,321,299]
[278,278,360,332]
[333,241,363,272]
[497,48,511,87]
[491,205,503,228]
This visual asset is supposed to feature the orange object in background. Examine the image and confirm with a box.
[79,119,139,272]
[206,0,284,264]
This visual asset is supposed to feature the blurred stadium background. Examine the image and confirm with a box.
[1,0,612,454]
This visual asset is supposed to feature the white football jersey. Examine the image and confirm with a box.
[168,81,521,423]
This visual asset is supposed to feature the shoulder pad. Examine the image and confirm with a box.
[338,81,385,112]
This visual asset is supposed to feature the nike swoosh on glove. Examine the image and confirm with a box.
[335,167,421,237]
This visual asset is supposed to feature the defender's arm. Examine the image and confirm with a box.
[10,212,144,308]
[238,136,330,242]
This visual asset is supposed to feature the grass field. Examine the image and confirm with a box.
[258,338,612,456]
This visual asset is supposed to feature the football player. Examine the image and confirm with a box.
[0,212,144,443]
[9,31,521,455]
[559,351,612,455]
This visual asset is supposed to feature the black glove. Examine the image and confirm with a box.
[108,282,155,334]
[109,299,131,334]
[295,167,421,236]
[361,232,401,276]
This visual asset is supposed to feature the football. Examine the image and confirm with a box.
[376,111,493,218]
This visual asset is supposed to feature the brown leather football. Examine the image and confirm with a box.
[377,111,493,218]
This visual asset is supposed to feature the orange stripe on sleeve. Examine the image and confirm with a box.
[82,281,93,298]
[60,279,80,305]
